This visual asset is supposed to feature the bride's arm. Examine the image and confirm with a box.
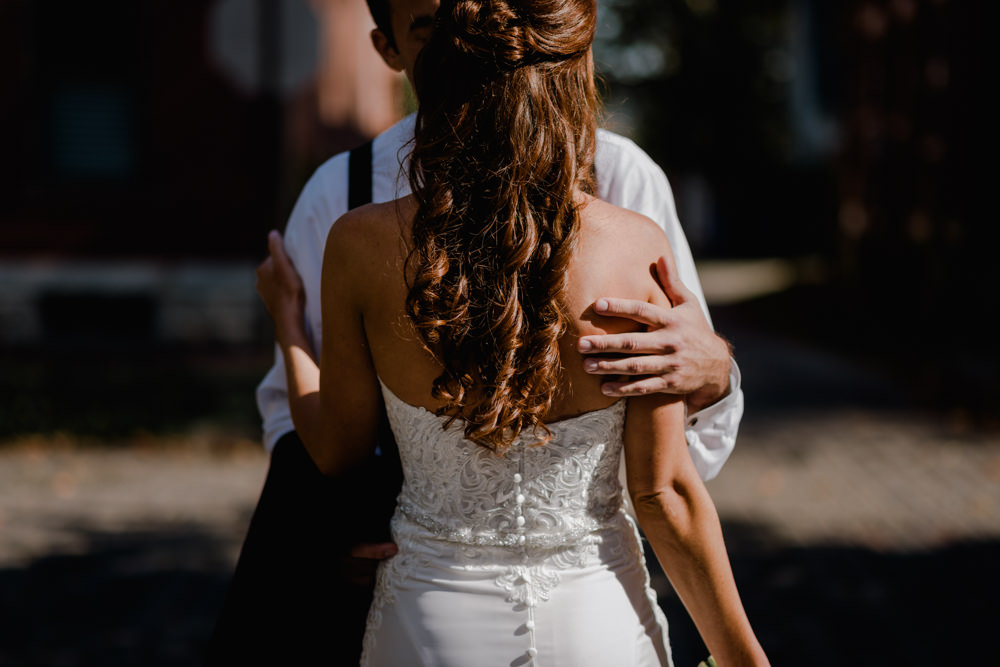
[257,214,382,476]
[624,393,768,666]
[612,223,768,666]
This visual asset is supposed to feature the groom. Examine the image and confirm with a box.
[205,0,743,663]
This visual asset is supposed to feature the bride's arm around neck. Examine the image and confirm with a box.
[274,202,392,477]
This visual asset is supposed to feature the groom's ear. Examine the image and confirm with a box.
[371,29,404,72]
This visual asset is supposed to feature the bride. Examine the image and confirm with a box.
[256,0,768,664]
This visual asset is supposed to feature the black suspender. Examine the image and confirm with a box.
[347,137,399,468]
[348,139,374,209]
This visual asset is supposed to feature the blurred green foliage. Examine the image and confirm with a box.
[594,0,840,258]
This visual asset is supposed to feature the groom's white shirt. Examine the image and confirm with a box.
[256,113,743,481]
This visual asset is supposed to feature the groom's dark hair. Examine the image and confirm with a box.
[366,0,396,49]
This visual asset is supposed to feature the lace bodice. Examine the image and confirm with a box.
[378,379,628,550]
[363,382,672,667]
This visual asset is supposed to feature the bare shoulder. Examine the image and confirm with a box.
[321,196,415,306]
[324,197,413,273]
[325,196,414,259]
[555,195,675,408]
[564,197,674,337]
[582,196,668,245]
[577,197,672,291]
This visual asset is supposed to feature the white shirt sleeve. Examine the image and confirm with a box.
[595,129,743,481]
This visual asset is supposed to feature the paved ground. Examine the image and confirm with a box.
[2,288,998,666]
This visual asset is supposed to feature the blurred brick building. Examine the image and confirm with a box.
[0,0,404,345]
[836,0,977,288]
[833,0,991,404]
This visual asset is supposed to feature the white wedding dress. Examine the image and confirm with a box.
[360,379,674,667]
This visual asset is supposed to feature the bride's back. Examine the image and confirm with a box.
[329,192,673,429]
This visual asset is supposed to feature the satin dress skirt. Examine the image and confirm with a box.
[360,514,673,667]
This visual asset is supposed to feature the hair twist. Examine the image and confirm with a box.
[406,0,598,454]
[442,0,594,71]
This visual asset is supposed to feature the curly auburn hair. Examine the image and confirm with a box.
[405,0,599,453]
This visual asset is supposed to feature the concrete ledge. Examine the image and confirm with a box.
[0,260,261,345]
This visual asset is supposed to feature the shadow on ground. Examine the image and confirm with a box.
[655,526,1000,666]
[0,523,237,667]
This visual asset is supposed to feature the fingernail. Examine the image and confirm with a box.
[579,339,592,352]
[595,299,608,311]
[601,385,617,396]
[584,359,598,372]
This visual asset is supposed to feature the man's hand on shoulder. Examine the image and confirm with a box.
[578,255,732,412]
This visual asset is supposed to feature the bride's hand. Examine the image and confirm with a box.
[255,230,306,340]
